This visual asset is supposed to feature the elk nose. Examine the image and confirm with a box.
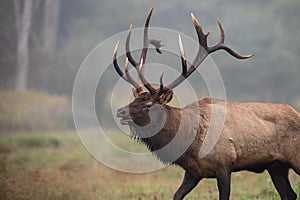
[116,107,127,118]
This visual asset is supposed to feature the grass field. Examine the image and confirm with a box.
[0,131,299,200]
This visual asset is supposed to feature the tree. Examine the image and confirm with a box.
[14,0,34,92]
[43,0,61,52]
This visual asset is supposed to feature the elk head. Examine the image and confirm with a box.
[113,8,252,128]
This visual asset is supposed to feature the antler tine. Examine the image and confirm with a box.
[125,23,138,67]
[164,35,189,90]
[186,13,209,77]
[113,41,143,92]
[165,18,208,90]
[187,13,210,75]
[217,19,225,44]
[178,35,187,76]
[208,19,253,59]
[125,7,155,69]
[137,58,156,94]
[143,7,154,51]
[191,13,209,49]
[139,7,154,74]
[158,71,164,95]
[113,41,125,77]
[124,58,144,93]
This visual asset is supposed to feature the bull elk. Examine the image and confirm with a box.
[112,8,300,200]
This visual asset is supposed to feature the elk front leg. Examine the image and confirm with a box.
[216,169,231,200]
[173,171,201,200]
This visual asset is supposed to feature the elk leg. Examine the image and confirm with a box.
[216,169,231,200]
[267,162,297,200]
[173,172,201,200]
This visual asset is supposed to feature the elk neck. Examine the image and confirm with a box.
[131,105,182,151]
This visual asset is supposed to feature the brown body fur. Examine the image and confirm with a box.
[182,98,300,177]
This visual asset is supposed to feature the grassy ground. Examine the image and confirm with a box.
[0,131,299,200]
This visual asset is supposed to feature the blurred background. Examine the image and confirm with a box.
[0,0,299,199]
[1,0,300,131]
[0,0,300,129]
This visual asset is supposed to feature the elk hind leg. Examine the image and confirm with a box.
[267,162,297,200]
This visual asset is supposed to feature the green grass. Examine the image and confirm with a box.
[0,131,299,200]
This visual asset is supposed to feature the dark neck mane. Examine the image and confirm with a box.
[129,106,182,163]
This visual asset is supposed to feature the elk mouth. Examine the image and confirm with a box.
[116,107,132,125]
[119,116,132,125]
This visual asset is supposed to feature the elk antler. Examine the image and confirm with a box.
[164,14,253,90]
[113,7,164,94]
[113,9,252,95]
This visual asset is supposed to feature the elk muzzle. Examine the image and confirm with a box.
[116,106,132,125]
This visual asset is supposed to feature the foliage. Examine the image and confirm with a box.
[0,91,73,131]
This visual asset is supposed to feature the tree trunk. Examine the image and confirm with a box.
[14,0,33,92]
[43,0,61,52]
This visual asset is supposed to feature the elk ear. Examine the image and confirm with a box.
[158,90,173,106]
[132,88,139,98]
